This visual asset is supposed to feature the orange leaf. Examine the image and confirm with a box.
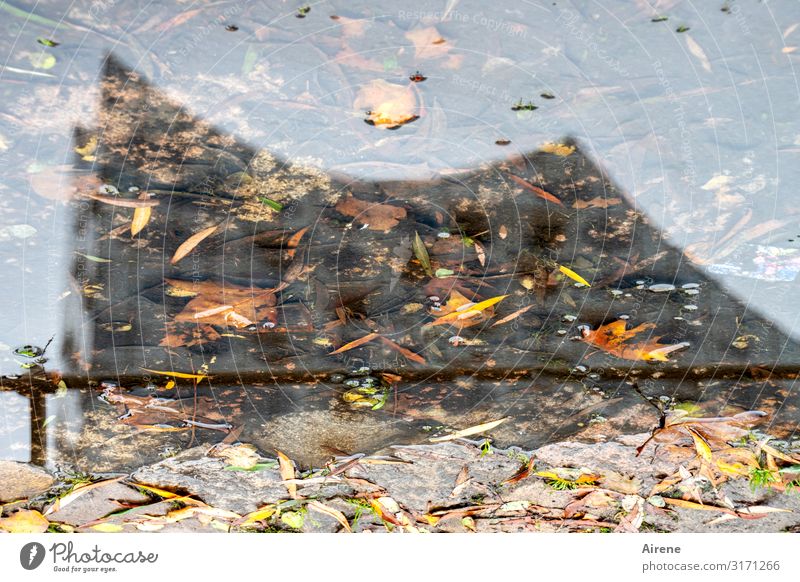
[171,225,218,264]
[276,450,297,499]
[509,175,563,206]
[328,332,380,355]
[354,80,418,128]
[131,193,152,236]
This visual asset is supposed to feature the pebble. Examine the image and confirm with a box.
[98,184,119,195]
[329,374,345,383]
[572,365,588,374]
[681,283,700,289]
[562,314,577,323]
[683,304,698,311]
[437,232,451,239]
[556,329,567,336]
[683,289,700,296]
[609,289,624,296]
[618,314,630,320]
[648,283,676,293]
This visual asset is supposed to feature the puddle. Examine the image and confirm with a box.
[1,1,799,471]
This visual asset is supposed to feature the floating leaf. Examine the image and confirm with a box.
[558,264,591,287]
[171,224,218,264]
[491,303,535,327]
[429,417,509,442]
[37,37,59,47]
[435,268,455,278]
[540,142,575,156]
[83,191,159,208]
[378,335,426,364]
[425,293,508,328]
[354,80,418,128]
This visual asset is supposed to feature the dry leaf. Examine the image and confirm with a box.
[335,195,407,231]
[0,510,49,533]
[353,80,418,128]
[573,196,622,209]
[429,417,509,442]
[509,174,563,206]
[329,332,380,355]
[44,478,122,516]
[277,450,297,499]
[540,142,576,156]
[307,500,352,532]
[171,224,218,264]
[580,320,689,361]
[685,35,712,73]
[425,292,508,329]
[130,192,152,236]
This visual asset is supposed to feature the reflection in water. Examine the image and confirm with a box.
[1,1,799,469]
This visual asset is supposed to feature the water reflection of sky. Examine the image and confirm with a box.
[1,0,799,376]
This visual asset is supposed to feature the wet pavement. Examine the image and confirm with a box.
[1,0,799,472]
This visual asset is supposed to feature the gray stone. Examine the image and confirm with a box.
[0,460,55,502]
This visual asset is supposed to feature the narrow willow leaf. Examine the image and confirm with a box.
[413,231,433,276]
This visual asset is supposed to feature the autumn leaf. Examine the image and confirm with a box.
[335,195,407,231]
[354,80,418,128]
[170,279,276,328]
[329,332,380,355]
[130,192,152,236]
[425,292,508,329]
[140,368,207,381]
[540,142,575,156]
[573,196,622,209]
[579,320,689,361]
[558,264,591,287]
[0,510,49,533]
[509,174,563,206]
[429,417,509,442]
[171,224,218,264]
[44,478,123,516]
[307,500,352,533]
[276,450,298,499]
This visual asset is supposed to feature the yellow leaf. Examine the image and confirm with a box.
[130,193,152,236]
[540,142,576,156]
[0,510,49,533]
[276,450,297,499]
[90,522,124,532]
[461,516,477,532]
[558,264,591,287]
[687,428,713,463]
[170,224,218,265]
[238,505,275,526]
[141,368,207,381]
[44,478,122,516]
[429,417,509,442]
[131,483,180,499]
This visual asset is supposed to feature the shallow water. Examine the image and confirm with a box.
[1,0,798,469]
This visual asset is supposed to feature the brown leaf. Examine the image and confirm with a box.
[329,332,380,355]
[580,320,689,361]
[509,175,563,206]
[307,500,352,532]
[335,195,407,231]
[276,450,297,499]
[491,303,535,327]
[573,196,622,209]
[171,224,218,264]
